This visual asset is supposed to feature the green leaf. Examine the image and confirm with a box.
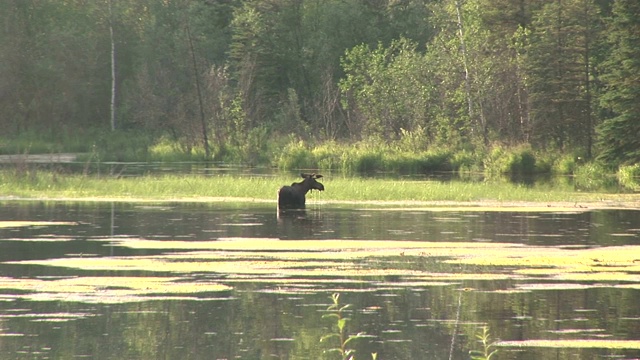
[322,313,340,320]
[337,318,348,332]
[320,334,340,343]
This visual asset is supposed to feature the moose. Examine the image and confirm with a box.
[277,173,324,209]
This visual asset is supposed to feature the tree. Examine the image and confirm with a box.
[526,0,601,154]
[597,0,640,165]
[339,39,436,141]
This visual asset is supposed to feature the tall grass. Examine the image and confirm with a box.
[1,170,634,204]
[277,139,454,174]
[617,164,640,192]
[573,163,617,191]
[483,145,539,178]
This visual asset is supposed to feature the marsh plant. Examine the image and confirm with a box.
[617,164,640,191]
[469,326,498,360]
[320,293,375,360]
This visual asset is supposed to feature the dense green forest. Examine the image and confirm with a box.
[1,0,639,170]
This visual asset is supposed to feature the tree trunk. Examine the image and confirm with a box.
[186,21,210,159]
[109,0,116,131]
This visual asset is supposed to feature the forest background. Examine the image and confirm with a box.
[1,0,639,177]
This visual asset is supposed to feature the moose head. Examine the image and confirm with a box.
[277,173,324,209]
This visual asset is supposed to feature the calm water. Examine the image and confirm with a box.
[1,201,639,360]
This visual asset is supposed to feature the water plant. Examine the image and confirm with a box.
[469,326,498,360]
[320,293,371,360]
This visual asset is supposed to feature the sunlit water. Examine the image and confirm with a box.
[1,201,639,360]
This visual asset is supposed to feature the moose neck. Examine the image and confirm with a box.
[295,179,314,194]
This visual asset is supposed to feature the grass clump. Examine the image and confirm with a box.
[617,164,640,192]
[277,140,317,170]
[277,138,455,174]
[573,162,617,191]
[483,145,537,178]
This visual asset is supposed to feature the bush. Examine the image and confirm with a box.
[277,140,317,170]
[552,154,578,175]
[573,162,617,191]
[617,164,640,191]
[452,149,481,173]
[484,145,537,177]
[312,141,344,171]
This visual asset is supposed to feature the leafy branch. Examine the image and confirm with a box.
[320,293,375,360]
[469,325,498,360]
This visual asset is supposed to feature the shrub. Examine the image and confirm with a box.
[452,149,478,172]
[351,147,384,173]
[277,140,317,170]
[484,145,537,177]
[552,154,578,175]
[617,164,640,191]
[573,162,617,191]
[312,141,344,171]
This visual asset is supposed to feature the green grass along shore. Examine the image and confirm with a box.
[1,172,639,209]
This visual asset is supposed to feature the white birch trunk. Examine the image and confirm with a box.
[109,0,116,131]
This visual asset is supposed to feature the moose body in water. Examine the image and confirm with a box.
[278,173,324,210]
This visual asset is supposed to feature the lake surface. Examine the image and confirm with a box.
[1,201,639,359]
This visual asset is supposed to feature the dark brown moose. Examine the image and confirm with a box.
[277,173,324,209]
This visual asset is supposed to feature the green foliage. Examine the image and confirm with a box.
[597,115,640,166]
[340,38,436,140]
[0,131,92,155]
[321,293,371,360]
[553,154,579,175]
[93,130,153,162]
[1,170,633,203]
[469,326,498,360]
[277,137,456,174]
[573,162,617,191]
[148,137,207,162]
[597,0,640,166]
[277,140,317,170]
[617,164,640,192]
[526,0,601,152]
[2,0,638,168]
[483,145,537,177]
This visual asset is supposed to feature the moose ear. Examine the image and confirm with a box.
[314,174,323,179]
[300,173,310,178]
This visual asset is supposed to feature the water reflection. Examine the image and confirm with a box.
[0,201,639,359]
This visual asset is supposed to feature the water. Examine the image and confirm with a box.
[1,201,639,359]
